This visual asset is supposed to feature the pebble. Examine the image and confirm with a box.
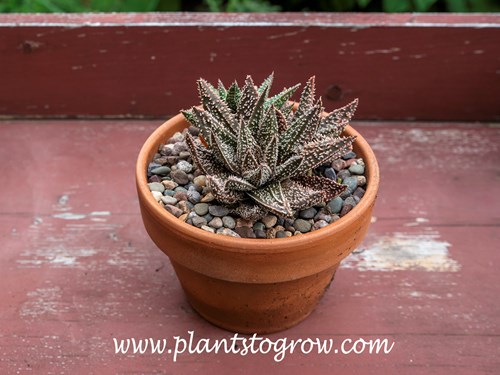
[353,187,366,199]
[192,216,207,228]
[179,151,191,160]
[331,159,346,172]
[203,213,214,222]
[194,203,209,216]
[209,205,230,217]
[294,219,312,233]
[276,230,287,238]
[324,167,337,180]
[356,175,367,186]
[342,176,358,195]
[164,189,175,196]
[299,207,317,219]
[148,182,165,193]
[349,164,365,175]
[201,225,215,234]
[148,175,162,183]
[342,151,357,160]
[208,217,224,229]
[254,229,267,239]
[344,196,357,207]
[171,169,189,185]
[164,204,183,218]
[312,220,329,231]
[187,189,201,204]
[179,213,188,222]
[151,191,163,201]
[161,180,178,190]
[237,218,254,227]
[217,228,240,238]
[160,196,178,205]
[177,201,192,213]
[222,216,236,229]
[201,192,215,203]
[173,191,188,202]
[235,226,256,238]
[168,132,184,144]
[340,204,353,217]
[327,197,343,214]
[173,142,188,155]
[315,212,333,223]
[151,166,171,175]
[337,169,351,181]
[262,215,278,229]
[176,160,193,173]
[253,221,265,231]
[161,144,175,155]
[193,175,206,187]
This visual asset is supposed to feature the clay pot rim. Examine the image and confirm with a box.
[136,111,379,254]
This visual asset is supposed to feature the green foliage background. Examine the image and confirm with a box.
[1,0,499,13]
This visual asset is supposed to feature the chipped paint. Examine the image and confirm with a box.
[342,231,460,272]
[52,211,111,220]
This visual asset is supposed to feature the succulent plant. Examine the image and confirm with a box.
[182,73,358,220]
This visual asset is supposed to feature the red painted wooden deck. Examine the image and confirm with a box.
[0,12,499,375]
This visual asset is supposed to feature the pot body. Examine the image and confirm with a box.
[136,113,379,334]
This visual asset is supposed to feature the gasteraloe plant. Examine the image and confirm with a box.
[182,73,358,220]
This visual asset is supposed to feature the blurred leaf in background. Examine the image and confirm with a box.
[0,0,499,13]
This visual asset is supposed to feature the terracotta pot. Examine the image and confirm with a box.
[136,112,379,334]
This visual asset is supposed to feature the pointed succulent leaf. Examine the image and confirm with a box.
[185,133,226,176]
[241,149,260,178]
[181,109,198,127]
[273,155,303,181]
[231,203,268,221]
[197,78,237,132]
[258,107,278,146]
[237,75,258,122]
[225,175,257,192]
[282,176,347,210]
[210,131,239,174]
[291,135,356,177]
[257,72,274,95]
[207,175,246,205]
[279,102,321,157]
[237,119,257,167]
[247,181,294,218]
[265,83,300,110]
[318,99,359,137]
[293,76,315,120]
[243,164,273,187]
[192,107,236,148]
[217,79,227,100]
[225,81,241,112]
[275,108,288,134]
[263,136,278,174]
[248,85,269,137]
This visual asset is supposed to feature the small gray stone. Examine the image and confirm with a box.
[342,176,358,194]
[201,192,215,203]
[203,214,214,222]
[187,189,201,204]
[353,187,366,199]
[171,169,189,185]
[194,203,209,216]
[344,196,357,207]
[176,160,193,173]
[294,219,312,233]
[173,142,188,155]
[331,159,346,172]
[261,215,278,229]
[151,191,163,201]
[167,132,184,144]
[160,195,178,205]
[162,180,178,190]
[235,226,257,238]
[253,221,265,231]
[192,216,208,228]
[164,189,175,196]
[151,166,171,175]
[312,220,329,231]
[178,151,191,160]
[254,229,267,239]
[275,230,287,238]
[342,151,357,160]
[340,204,354,217]
[349,164,365,175]
[174,186,188,193]
[208,217,223,229]
[324,167,337,180]
[327,197,343,214]
[209,205,230,217]
[173,191,188,202]
[356,175,367,187]
[337,169,351,181]
[160,144,175,155]
[222,216,236,229]
[177,200,193,213]
[299,207,317,219]
[201,225,215,234]
[164,204,183,218]
[148,175,161,183]
[217,228,241,238]
[148,182,165,193]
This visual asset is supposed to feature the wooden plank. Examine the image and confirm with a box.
[0,119,498,373]
[0,13,499,121]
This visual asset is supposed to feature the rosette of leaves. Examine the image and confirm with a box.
[182,73,358,220]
